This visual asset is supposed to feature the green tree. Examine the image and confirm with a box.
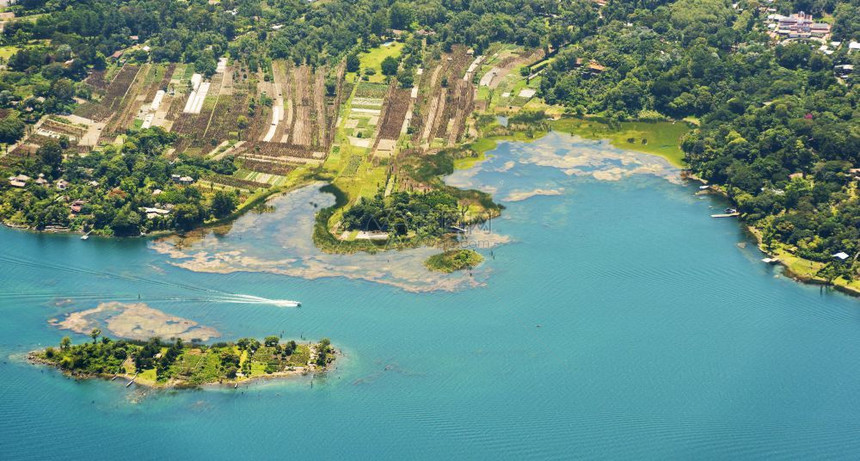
[173,203,204,231]
[0,116,25,144]
[389,2,413,30]
[37,141,63,177]
[381,56,399,76]
[110,207,142,237]
[195,50,218,78]
[346,53,360,73]
[210,190,237,218]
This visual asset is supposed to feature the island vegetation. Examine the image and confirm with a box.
[0,0,856,289]
[425,249,484,273]
[31,332,336,388]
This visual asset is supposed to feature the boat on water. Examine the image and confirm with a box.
[711,208,739,218]
[80,235,89,240]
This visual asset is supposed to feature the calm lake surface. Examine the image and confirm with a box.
[2,132,860,459]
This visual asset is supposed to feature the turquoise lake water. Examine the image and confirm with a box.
[2,132,860,459]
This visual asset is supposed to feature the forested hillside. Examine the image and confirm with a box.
[538,0,859,277]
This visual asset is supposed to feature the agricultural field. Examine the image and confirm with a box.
[409,46,477,150]
[474,46,545,112]
[74,65,141,122]
[102,63,174,139]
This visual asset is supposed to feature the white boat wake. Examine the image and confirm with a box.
[217,294,301,308]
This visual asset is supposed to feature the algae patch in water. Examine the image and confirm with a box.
[51,302,220,341]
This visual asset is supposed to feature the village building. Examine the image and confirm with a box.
[8,175,27,188]
[141,207,171,219]
[55,179,69,190]
[767,12,831,40]
[835,64,853,78]
[69,199,86,214]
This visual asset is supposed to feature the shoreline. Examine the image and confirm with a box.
[0,175,318,241]
[28,347,339,390]
[682,174,859,298]
[4,112,855,299]
[744,226,860,298]
[464,118,860,300]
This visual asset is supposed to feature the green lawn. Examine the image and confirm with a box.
[357,42,404,83]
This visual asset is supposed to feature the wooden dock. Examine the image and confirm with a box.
[711,212,739,218]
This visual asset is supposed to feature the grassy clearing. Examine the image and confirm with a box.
[357,42,404,83]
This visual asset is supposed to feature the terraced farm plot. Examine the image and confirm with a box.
[104,64,175,138]
[74,65,141,122]
[376,87,411,140]
[202,174,273,191]
[258,63,338,152]
[169,72,225,151]
[409,47,476,148]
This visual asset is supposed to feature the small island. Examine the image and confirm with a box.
[425,249,484,273]
[30,332,336,388]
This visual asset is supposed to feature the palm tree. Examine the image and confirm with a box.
[90,328,101,344]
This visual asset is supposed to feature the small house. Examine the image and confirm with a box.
[171,174,181,182]
[833,252,850,261]
[142,207,171,219]
[835,64,853,78]
[55,179,69,190]
[70,200,86,213]
[179,176,195,185]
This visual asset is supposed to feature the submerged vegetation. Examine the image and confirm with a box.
[425,249,484,273]
[31,333,335,388]
[0,0,856,285]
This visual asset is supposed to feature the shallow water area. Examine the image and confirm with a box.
[151,183,497,292]
[2,132,860,458]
